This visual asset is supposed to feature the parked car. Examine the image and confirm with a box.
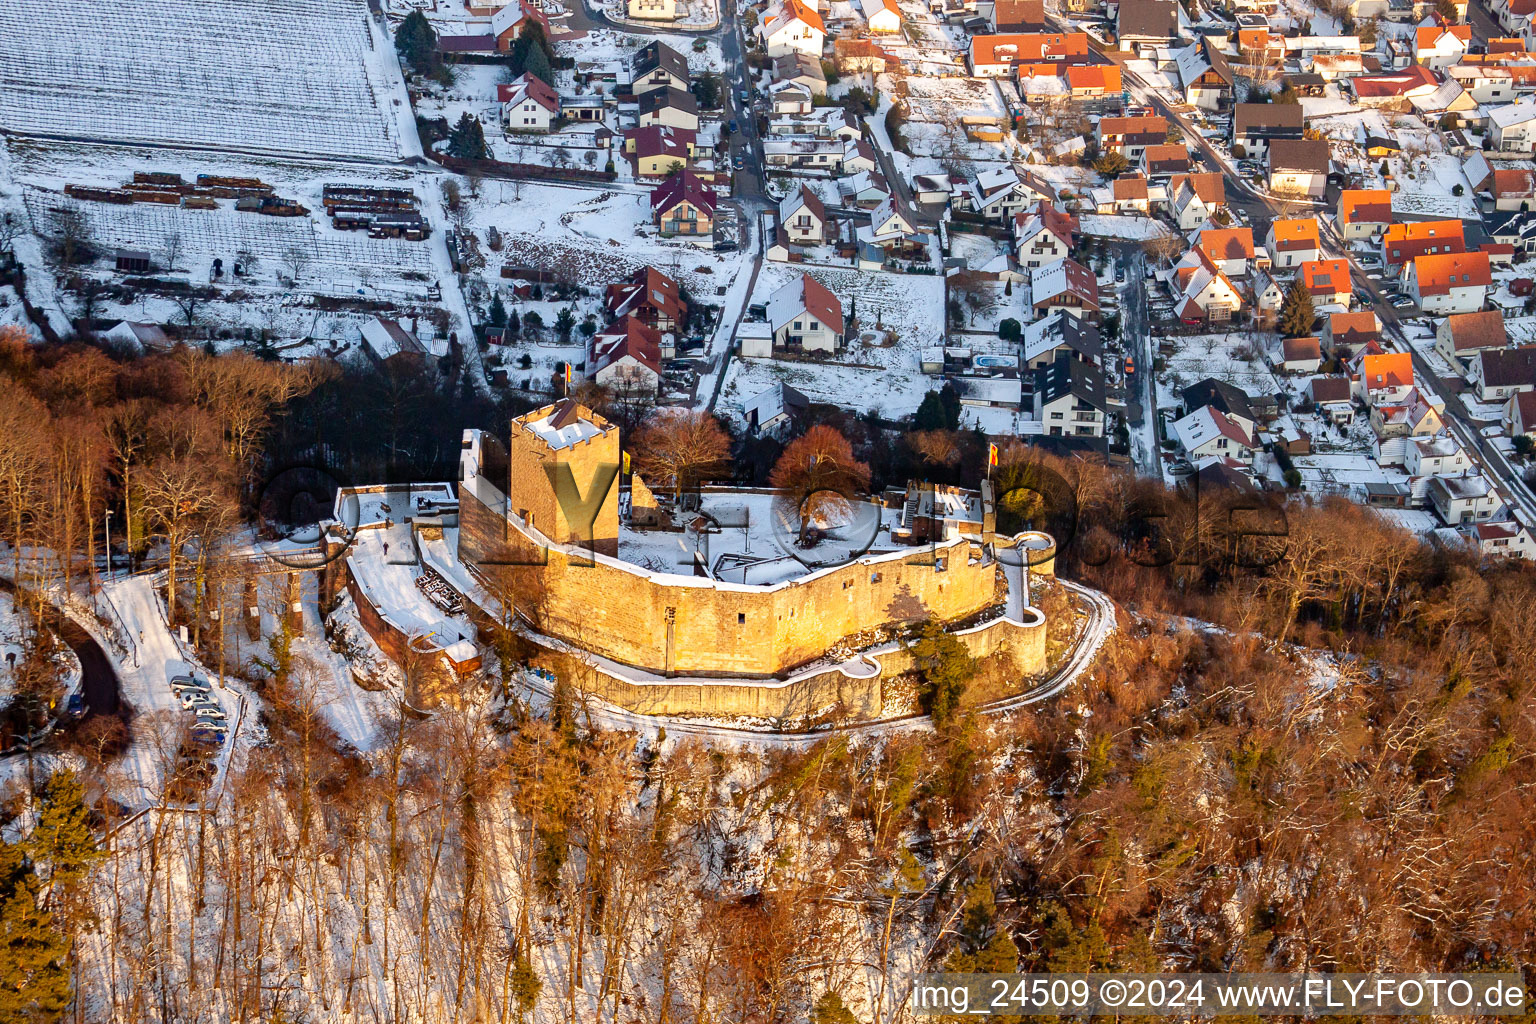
[181,691,221,712]
[728,119,738,134]
[733,153,744,170]
[194,705,228,724]
[171,677,209,696]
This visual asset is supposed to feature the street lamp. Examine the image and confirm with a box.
[103,508,114,583]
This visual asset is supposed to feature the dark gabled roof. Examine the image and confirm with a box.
[1182,376,1254,422]
[1268,137,1332,175]
[1233,102,1305,135]
[638,87,699,116]
[1035,349,1107,411]
[1058,311,1103,360]
[1117,0,1179,40]
[632,41,690,82]
[1195,459,1256,492]
[1477,345,1536,388]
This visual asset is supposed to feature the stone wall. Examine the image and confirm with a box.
[460,487,1004,678]
[525,606,1048,719]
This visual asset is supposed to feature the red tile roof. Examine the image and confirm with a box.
[1411,251,1492,295]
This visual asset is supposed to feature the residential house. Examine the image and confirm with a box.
[779,186,827,245]
[860,0,903,32]
[637,88,700,132]
[1250,268,1284,324]
[1065,64,1124,102]
[1371,392,1444,465]
[961,167,1056,221]
[832,38,896,74]
[589,317,663,391]
[1266,218,1322,269]
[491,0,550,51]
[1033,350,1108,437]
[1267,138,1331,198]
[1406,250,1491,314]
[1169,172,1227,230]
[1405,434,1471,483]
[1336,189,1394,241]
[992,0,1047,30]
[1382,219,1465,270]
[1469,345,1536,401]
[1173,405,1258,465]
[1116,0,1181,53]
[625,126,695,177]
[966,32,1089,75]
[1490,98,1536,152]
[1021,310,1103,369]
[773,52,828,96]
[1434,309,1508,368]
[1198,226,1255,277]
[1110,174,1151,214]
[628,0,678,21]
[1473,521,1536,560]
[1175,36,1235,109]
[1140,143,1191,178]
[767,274,844,352]
[1348,65,1440,109]
[1173,248,1244,323]
[1279,335,1322,373]
[1352,349,1415,406]
[630,41,691,95]
[1503,388,1536,437]
[1309,375,1355,423]
[1183,378,1257,436]
[1428,474,1504,524]
[839,169,892,208]
[1324,310,1381,358]
[605,267,688,333]
[1096,114,1168,160]
[763,136,877,174]
[1312,53,1366,78]
[1415,23,1471,67]
[1299,259,1353,309]
[1031,258,1101,318]
[1012,200,1078,269]
[1231,103,1304,160]
[758,0,826,58]
[501,74,560,132]
[1492,0,1536,36]
[741,383,811,437]
[650,172,716,236]
[1487,167,1536,211]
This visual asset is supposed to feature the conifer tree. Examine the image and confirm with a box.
[0,840,70,1024]
[1279,279,1315,337]
[30,769,102,905]
[395,11,438,75]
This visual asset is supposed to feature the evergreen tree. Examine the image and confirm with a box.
[395,11,438,75]
[907,622,976,726]
[508,309,521,337]
[939,381,962,430]
[30,769,102,902]
[998,317,1022,342]
[1279,279,1315,337]
[489,293,508,328]
[915,390,947,431]
[810,991,859,1024]
[447,114,488,160]
[0,841,71,1024]
[509,23,555,85]
[554,306,576,341]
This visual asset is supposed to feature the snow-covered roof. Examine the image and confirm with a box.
[521,401,609,450]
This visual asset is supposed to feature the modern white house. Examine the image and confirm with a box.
[860,0,903,32]
[758,0,827,58]
[501,73,560,133]
[766,273,845,352]
[1427,474,1504,525]
[1406,251,1491,315]
[1489,99,1536,153]
[1173,405,1258,465]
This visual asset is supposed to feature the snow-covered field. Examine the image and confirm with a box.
[0,0,416,162]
